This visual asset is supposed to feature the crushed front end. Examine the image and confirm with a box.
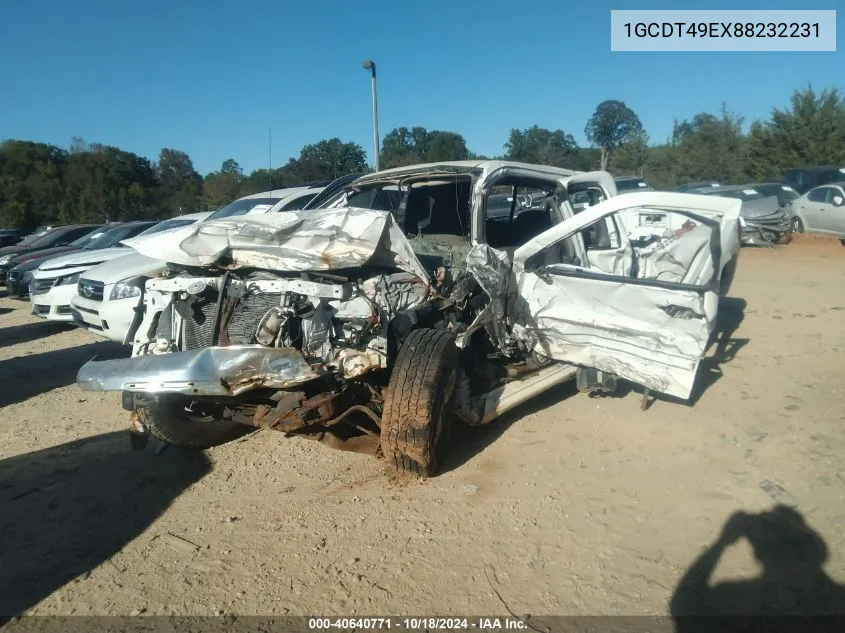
[740,208,791,246]
[75,207,499,453]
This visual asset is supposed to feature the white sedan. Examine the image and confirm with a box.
[788,182,845,240]
[31,213,209,324]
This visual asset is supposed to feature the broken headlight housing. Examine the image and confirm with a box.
[110,276,144,300]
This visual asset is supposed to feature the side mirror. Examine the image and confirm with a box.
[832,195,844,207]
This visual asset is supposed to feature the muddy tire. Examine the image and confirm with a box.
[380,328,458,477]
[136,395,250,449]
[791,217,804,233]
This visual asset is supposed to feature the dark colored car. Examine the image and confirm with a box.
[784,166,845,195]
[0,225,103,284]
[676,181,724,193]
[4,221,157,298]
[615,176,655,193]
[0,230,27,247]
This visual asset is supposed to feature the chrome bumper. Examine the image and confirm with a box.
[77,346,320,396]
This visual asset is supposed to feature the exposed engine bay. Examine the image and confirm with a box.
[131,246,542,419]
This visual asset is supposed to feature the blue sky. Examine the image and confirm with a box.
[1,0,842,175]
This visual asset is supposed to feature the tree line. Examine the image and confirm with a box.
[1,85,843,229]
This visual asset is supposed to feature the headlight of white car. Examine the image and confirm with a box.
[109,277,144,300]
[739,216,747,228]
[56,272,82,286]
[0,255,14,265]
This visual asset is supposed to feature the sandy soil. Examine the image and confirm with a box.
[1,240,844,620]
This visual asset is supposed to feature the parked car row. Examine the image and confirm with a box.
[1,183,336,341]
[612,165,845,246]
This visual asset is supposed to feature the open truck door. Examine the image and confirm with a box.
[511,191,742,400]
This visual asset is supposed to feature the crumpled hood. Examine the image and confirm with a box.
[739,197,784,219]
[38,247,133,271]
[121,207,430,283]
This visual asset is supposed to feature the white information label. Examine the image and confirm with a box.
[611,10,836,52]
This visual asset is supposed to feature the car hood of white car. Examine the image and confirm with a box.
[78,251,164,286]
[38,247,134,272]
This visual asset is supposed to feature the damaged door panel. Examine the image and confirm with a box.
[512,192,742,400]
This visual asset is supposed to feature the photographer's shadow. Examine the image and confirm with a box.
[671,505,845,628]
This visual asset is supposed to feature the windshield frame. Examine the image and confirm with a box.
[81,223,153,250]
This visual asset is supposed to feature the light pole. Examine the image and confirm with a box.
[362,60,379,172]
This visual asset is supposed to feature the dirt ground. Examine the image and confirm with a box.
[1,239,845,620]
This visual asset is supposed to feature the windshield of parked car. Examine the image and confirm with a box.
[137,217,200,236]
[68,227,109,247]
[615,179,651,192]
[17,230,50,245]
[26,228,80,248]
[82,223,153,250]
[703,188,764,202]
[206,197,279,220]
[754,184,800,202]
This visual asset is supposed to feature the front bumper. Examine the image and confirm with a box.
[77,345,321,396]
[4,271,31,298]
[740,211,790,245]
[30,283,79,322]
[70,291,139,344]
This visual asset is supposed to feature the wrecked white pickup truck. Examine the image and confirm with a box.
[77,161,742,476]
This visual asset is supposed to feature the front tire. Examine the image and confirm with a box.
[380,328,458,477]
[136,395,250,449]
[791,216,804,233]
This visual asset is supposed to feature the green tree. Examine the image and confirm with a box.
[203,159,244,210]
[744,86,845,180]
[503,126,578,167]
[291,138,368,181]
[585,100,644,170]
[239,168,278,196]
[671,106,745,183]
[0,140,68,228]
[380,127,469,168]
[62,145,158,222]
[641,145,679,190]
[611,129,651,176]
[156,148,202,216]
